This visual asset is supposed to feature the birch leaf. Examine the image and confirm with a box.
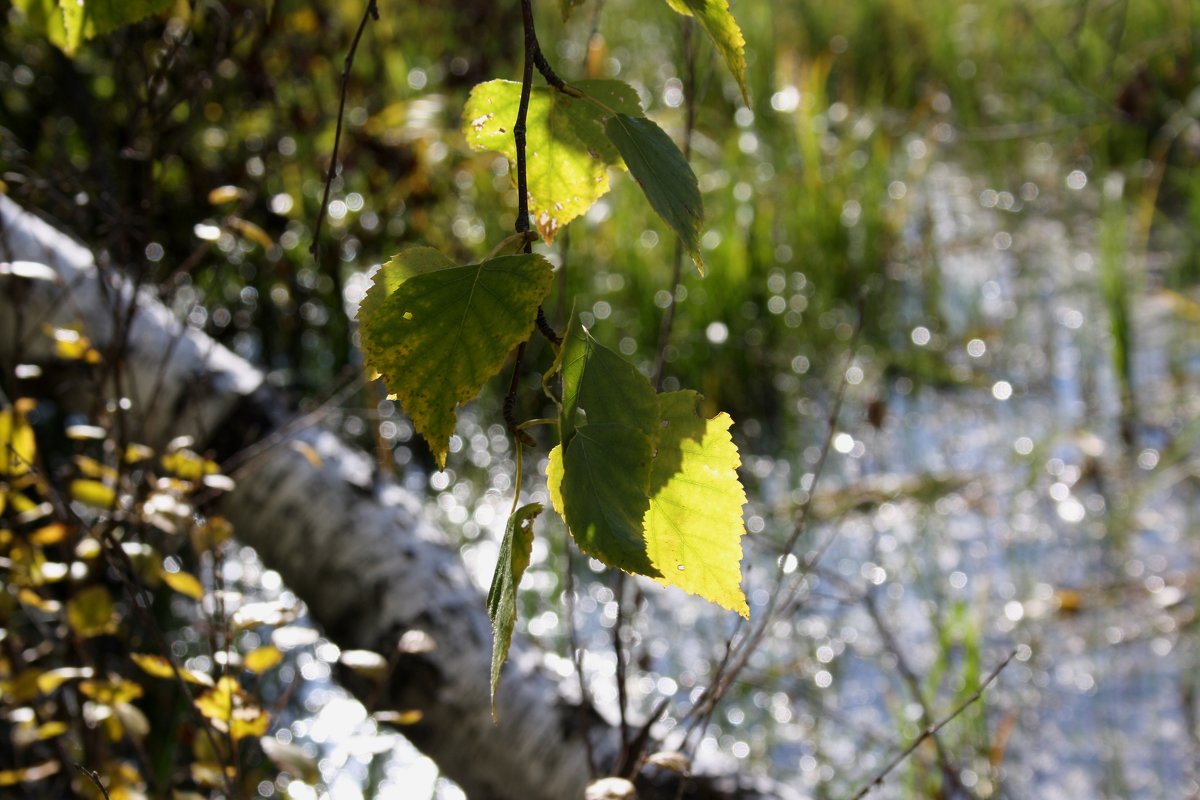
[664,0,749,105]
[604,114,705,273]
[487,503,541,718]
[644,391,748,616]
[464,79,643,242]
[357,253,554,468]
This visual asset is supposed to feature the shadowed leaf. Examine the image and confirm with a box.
[604,114,705,273]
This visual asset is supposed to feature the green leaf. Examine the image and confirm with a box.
[604,114,705,274]
[487,503,541,719]
[57,0,173,56]
[12,0,68,51]
[358,247,454,333]
[464,80,643,242]
[554,425,658,576]
[358,252,554,468]
[644,391,748,616]
[664,0,749,105]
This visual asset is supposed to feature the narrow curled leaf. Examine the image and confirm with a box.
[358,252,554,467]
[464,80,643,242]
[487,503,542,718]
[664,0,749,105]
[644,391,748,616]
[604,114,705,273]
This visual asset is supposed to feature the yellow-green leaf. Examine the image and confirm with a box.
[159,568,204,600]
[67,585,118,637]
[644,391,748,616]
[195,676,266,740]
[243,645,283,674]
[0,760,60,786]
[0,406,36,477]
[664,0,749,105]
[357,252,554,468]
[464,80,643,242]
[69,479,117,509]
[487,503,541,718]
[130,653,213,686]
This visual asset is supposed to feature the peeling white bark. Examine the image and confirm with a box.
[0,197,792,800]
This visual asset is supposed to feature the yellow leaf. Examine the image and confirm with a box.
[18,588,62,614]
[229,706,269,741]
[0,760,60,786]
[194,676,268,741]
[80,676,143,705]
[207,185,248,205]
[74,455,116,480]
[124,443,156,463]
[373,709,423,725]
[67,585,119,637]
[70,480,117,510]
[289,440,323,468]
[160,568,204,600]
[189,763,227,789]
[30,522,70,545]
[130,653,213,686]
[643,392,749,617]
[35,667,94,695]
[243,645,283,674]
[160,450,218,482]
[229,217,273,249]
[0,406,36,477]
[34,720,69,741]
[190,516,234,553]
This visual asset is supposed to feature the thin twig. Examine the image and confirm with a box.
[310,0,379,263]
[849,649,1018,800]
[75,764,112,800]
[565,546,599,776]
[863,590,971,798]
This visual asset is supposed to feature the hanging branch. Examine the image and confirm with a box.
[310,0,379,264]
[501,0,541,442]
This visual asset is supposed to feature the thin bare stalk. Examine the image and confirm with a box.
[311,0,379,263]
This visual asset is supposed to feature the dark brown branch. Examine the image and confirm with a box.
[310,0,379,262]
